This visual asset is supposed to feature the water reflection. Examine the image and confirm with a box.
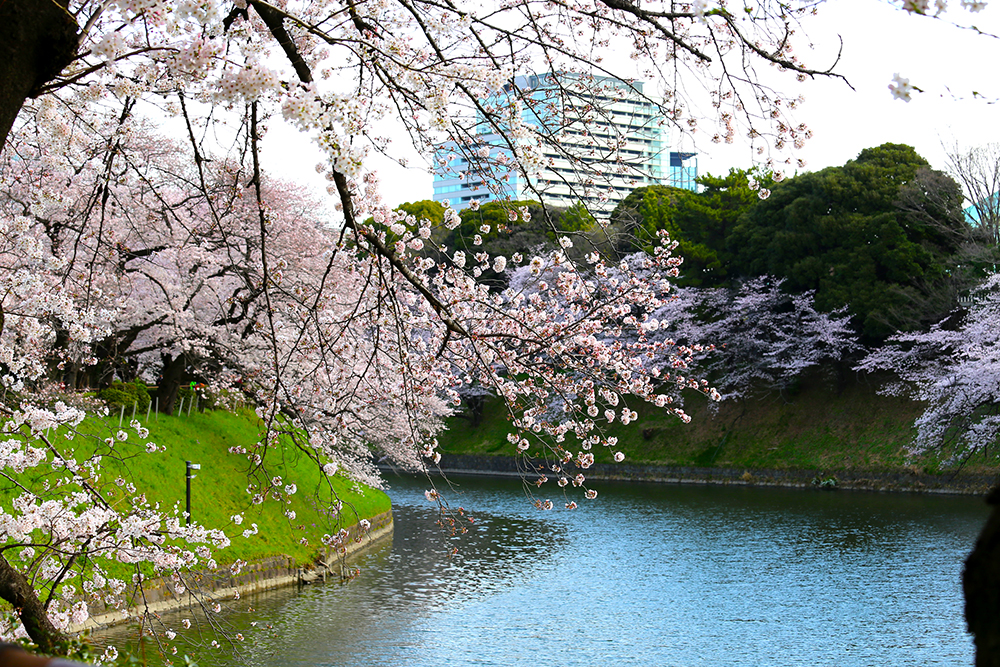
[101,492,565,666]
[99,475,989,667]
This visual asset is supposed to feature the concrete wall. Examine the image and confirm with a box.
[75,510,393,633]
[429,454,998,495]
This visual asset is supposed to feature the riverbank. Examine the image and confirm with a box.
[421,454,997,495]
[51,408,394,634]
[432,369,1000,495]
[75,510,394,633]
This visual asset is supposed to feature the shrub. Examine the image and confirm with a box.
[98,381,151,411]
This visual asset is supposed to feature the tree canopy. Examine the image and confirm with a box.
[728,144,975,339]
[615,145,991,340]
[387,199,605,288]
[610,169,768,287]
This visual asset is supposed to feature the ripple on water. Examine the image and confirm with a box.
[97,475,988,667]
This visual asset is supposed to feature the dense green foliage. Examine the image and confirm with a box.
[728,144,973,338]
[450,199,549,249]
[610,169,767,286]
[97,381,151,410]
[390,198,604,288]
[609,145,990,339]
[397,199,447,244]
[612,144,984,341]
[400,144,988,341]
[397,199,446,225]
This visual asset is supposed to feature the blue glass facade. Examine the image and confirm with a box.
[432,73,698,216]
[668,152,698,191]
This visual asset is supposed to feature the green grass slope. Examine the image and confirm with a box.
[115,409,390,565]
[436,370,1000,474]
[5,408,390,571]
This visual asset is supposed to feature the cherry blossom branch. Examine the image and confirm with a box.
[332,170,471,339]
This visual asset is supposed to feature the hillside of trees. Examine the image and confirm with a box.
[421,143,1000,479]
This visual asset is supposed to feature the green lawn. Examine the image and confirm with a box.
[1,408,390,576]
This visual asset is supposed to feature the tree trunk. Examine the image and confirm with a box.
[0,5,79,640]
[0,554,64,654]
[156,352,188,415]
[0,0,79,148]
[465,394,485,428]
[965,484,1000,666]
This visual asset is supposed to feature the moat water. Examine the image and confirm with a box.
[105,474,990,666]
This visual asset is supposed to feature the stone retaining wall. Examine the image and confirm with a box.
[75,510,393,633]
[428,454,998,496]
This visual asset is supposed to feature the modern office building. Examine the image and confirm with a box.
[964,192,998,228]
[668,151,699,191]
[432,73,698,217]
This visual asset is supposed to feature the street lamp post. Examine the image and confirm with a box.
[186,461,201,526]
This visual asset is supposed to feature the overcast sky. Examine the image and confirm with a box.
[263,0,1000,208]
[752,0,1000,179]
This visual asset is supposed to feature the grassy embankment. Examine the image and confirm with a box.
[8,408,390,575]
[436,370,1000,475]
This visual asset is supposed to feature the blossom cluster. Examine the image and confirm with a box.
[0,0,895,649]
[0,409,231,642]
[858,273,1000,457]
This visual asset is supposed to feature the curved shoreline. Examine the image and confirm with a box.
[424,454,998,496]
[75,510,393,634]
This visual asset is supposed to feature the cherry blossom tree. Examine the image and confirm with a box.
[691,276,856,400]
[0,0,996,660]
[1,0,848,205]
[0,42,721,657]
[857,273,1000,460]
[856,272,1000,664]
[0,188,238,657]
[641,276,856,403]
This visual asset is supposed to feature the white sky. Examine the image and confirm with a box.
[263,0,1000,208]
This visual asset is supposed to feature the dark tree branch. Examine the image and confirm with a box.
[0,0,79,146]
[0,554,64,654]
